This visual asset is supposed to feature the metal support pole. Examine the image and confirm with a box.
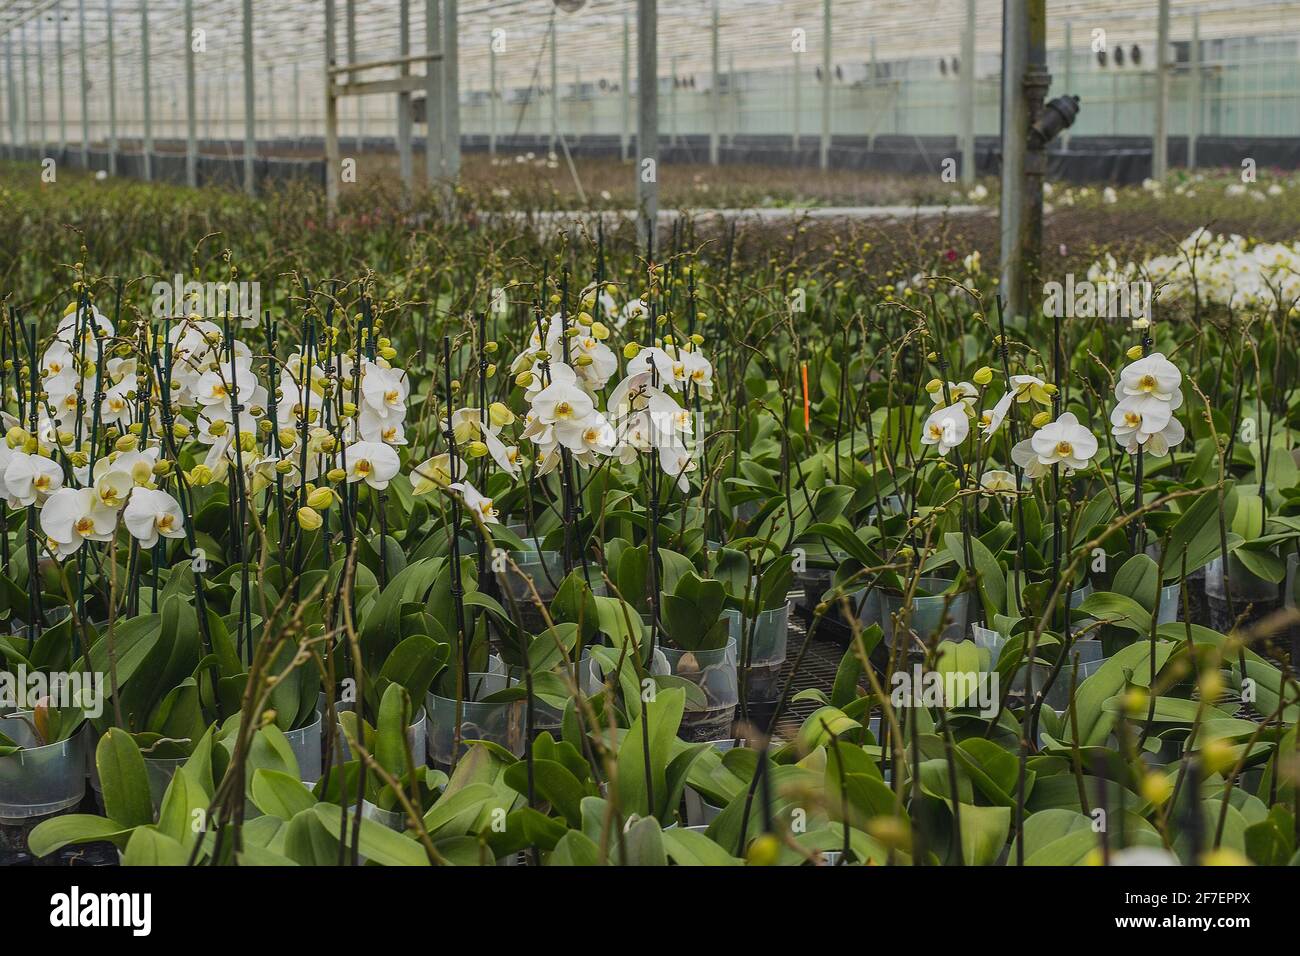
[998,0,1029,319]
[325,0,340,219]
[4,34,15,146]
[346,0,360,146]
[105,0,118,174]
[488,36,496,157]
[791,48,798,151]
[265,64,273,139]
[292,61,301,140]
[820,0,830,170]
[728,51,735,147]
[57,3,66,150]
[242,0,255,194]
[621,13,630,161]
[669,53,678,147]
[1061,20,1072,150]
[425,0,442,182]
[960,0,976,184]
[78,0,88,163]
[709,0,718,165]
[37,16,47,156]
[549,17,558,151]
[397,0,413,197]
[1188,13,1200,169]
[20,28,29,145]
[184,0,197,185]
[637,0,658,252]
[141,0,152,181]
[1153,0,1169,180]
[443,0,459,177]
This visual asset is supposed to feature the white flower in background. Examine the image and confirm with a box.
[963,249,982,273]
[450,480,500,524]
[54,305,114,349]
[979,391,1014,439]
[1010,439,1051,480]
[100,380,136,429]
[3,453,63,507]
[530,368,596,427]
[123,487,187,548]
[1008,374,1053,405]
[980,469,1018,494]
[1138,416,1185,457]
[921,405,969,456]
[344,440,401,490]
[929,381,978,410]
[40,340,77,384]
[1027,412,1098,473]
[657,441,697,493]
[626,347,682,392]
[40,487,117,559]
[617,297,647,331]
[681,349,715,399]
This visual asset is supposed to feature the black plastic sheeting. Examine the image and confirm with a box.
[4,134,1296,188]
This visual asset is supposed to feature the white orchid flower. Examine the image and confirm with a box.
[40,487,118,559]
[921,406,970,456]
[4,453,63,507]
[450,480,500,524]
[980,469,1018,494]
[1028,412,1098,473]
[123,487,187,548]
[1116,353,1182,403]
[343,440,401,490]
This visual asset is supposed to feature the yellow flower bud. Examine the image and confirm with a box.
[623,342,642,360]
[306,486,335,510]
[573,354,594,368]
[379,347,397,360]
[189,464,214,486]
[5,426,29,449]
[925,378,943,394]
[297,506,323,531]
[973,366,994,386]
[326,467,346,482]
[577,311,594,327]
[1139,771,1173,807]
[57,430,74,446]
[1126,345,1144,360]
[466,440,488,459]
[485,363,496,378]
[207,419,228,438]
[342,402,358,417]
[275,459,294,475]
[690,333,704,346]
[153,460,174,476]
[591,321,610,341]
[114,434,139,453]
[172,422,191,440]
[515,370,535,388]
[746,833,781,867]
[277,428,297,448]
[488,402,515,428]
[1030,411,1052,428]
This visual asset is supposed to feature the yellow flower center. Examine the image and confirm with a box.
[554,401,574,419]
[1124,412,1141,427]
[33,475,50,491]
[1138,374,1158,391]
[384,389,399,404]
[355,459,372,475]
[1055,440,1074,457]
[157,514,175,532]
[74,517,95,535]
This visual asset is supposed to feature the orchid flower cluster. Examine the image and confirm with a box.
[412,282,717,526]
[920,346,1186,491]
[1,298,415,561]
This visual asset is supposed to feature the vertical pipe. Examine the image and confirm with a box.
[57,3,66,151]
[669,53,678,147]
[728,50,735,147]
[78,0,88,164]
[398,0,413,197]
[1153,0,1170,180]
[960,0,976,184]
[4,34,14,146]
[345,0,359,146]
[442,0,459,178]
[549,17,558,151]
[1188,13,1200,169]
[637,0,658,252]
[1061,19,1072,149]
[37,16,47,156]
[105,0,118,174]
[998,0,1029,318]
[20,27,29,145]
[242,0,255,194]
[184,0,196,185]
[791,47,798,151]
[265,65,273,139]
[140,0,152,181]
[820,0,830,170]
[425,0,443,182]
[488,36,496,157]
[867,35,876,149]
[709,0,719,165]
[326,0,340,219]
[293,60,301,141]
[621,13,630,161]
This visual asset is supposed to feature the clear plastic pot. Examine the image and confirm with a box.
[725,602,791,703]
[879,577,968,648]
[653,640,738,742]
[329,702,427,769]
[283,711,323,785]
[425,673,525,769]
[497,549,566,604]
[0,714,88,822]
